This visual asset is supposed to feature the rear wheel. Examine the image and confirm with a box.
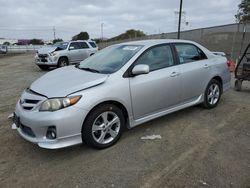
[234,79,242,91]
[57,57,68,68]
[202,79,222,109]
[82,104,125,149]
[38,65,50,70]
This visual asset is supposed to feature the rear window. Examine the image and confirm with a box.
[89,42,97,48]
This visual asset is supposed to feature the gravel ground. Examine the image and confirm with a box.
[0,53,250,188]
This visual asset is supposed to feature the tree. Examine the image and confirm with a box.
[53,38,63,44]
[235,0,250,23]
[72,32,89,40]
[3,41,10,46]
[108,29,146,41]
[29,39,44,45]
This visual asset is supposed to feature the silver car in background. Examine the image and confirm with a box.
[12,39,231,149]
[35,40,98,70]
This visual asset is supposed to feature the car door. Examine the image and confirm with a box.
[68,42,82,63]
[174,43,211,103]
[129,44,181,119]
[78,42,90,61]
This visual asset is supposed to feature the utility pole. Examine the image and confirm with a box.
[177,0,183,39]
[101,23,104,41]
[53,26,56,40]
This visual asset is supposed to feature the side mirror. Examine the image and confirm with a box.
[69,46,74,50]
[132,64,149,76]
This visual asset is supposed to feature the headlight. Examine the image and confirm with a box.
[39,96,81,112]
[49,52,57,56]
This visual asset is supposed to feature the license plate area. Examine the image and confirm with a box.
[13,113,20,128]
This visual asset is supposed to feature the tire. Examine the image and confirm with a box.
[57,57,69,68]
[82,104,125,149]
[38,65,50,70]
[202,79,222,109]
[234,80,242,91]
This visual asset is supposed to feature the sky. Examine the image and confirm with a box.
[0,0,241,41]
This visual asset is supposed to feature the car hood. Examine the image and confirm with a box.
[38,47,58,54]
[30,66,108,98]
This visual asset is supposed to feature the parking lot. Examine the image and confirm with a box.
[0,53,250,188]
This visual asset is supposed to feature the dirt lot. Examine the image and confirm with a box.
[0,53,250,188]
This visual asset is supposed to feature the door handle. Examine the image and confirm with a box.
[170,72,179,77]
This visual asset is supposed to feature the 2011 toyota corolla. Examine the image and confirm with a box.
[11,39,231,149]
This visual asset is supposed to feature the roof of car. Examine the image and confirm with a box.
[120,39,196,47]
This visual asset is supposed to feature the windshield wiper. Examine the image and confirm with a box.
[78,67,100,73]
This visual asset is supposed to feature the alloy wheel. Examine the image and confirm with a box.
[207,83,220,105]
[91,111,121,144]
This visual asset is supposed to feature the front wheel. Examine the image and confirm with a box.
[82,104,125,149]
[202,79,222,109]
[57,57,69,68]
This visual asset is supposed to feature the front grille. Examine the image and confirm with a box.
[20,89,46,111]
[20,124,36,137]
[38,54,48,58]
[20,99,41,111]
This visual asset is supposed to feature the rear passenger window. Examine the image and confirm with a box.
[134,45,174,71]
[89,42,97,48]
[79,42,89,49]
[175,44,207,64]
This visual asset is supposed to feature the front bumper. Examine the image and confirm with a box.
[35,55,58,66]
[13,100,89,149]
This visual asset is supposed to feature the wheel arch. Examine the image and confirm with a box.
[82,100,130,129]
[57,56,69,63]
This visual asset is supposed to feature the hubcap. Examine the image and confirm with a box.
[207,83,220,105]
[60,60,67,67]
[92,111,120,144]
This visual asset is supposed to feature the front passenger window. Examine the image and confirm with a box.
[134,45,174,71]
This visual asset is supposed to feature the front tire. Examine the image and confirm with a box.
[82,104,125,149]
[57,57,69,68]
[202,79,222,109]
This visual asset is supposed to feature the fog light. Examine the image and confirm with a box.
[46,126,57,140]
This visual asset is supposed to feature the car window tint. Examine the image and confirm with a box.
[175,44,207,64]
[69,42,80,50]
[135,45,174,71]
[89,42,97,48]
[79,42,89,49]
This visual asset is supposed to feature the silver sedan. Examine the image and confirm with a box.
[12,39,231,149]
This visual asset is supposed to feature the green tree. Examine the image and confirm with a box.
[72,32,89,40]
[108,29,146,41]
[235,0,250,23]
[3,41,10,46]
[29,39,44,45]
[53,38,63,44]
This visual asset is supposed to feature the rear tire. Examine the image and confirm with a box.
[82,104,125,149]
[234,80,242,91]
[57,57,69,68]
[202,79,222,109]
[38,65,50,70]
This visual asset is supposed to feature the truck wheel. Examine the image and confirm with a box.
[234,80,242,91]
[57,57,68,68]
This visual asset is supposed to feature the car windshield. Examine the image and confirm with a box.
[53,42,68,50]
[78,44,143,74]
